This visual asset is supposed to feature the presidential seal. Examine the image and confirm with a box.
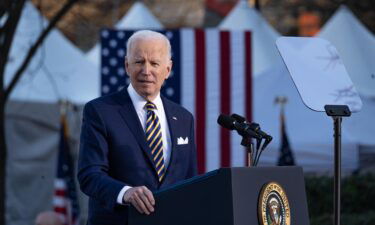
[258,182,291,225]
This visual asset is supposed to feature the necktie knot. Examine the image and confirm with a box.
[145,102,157,111]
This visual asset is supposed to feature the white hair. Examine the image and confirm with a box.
[126,30,171,60]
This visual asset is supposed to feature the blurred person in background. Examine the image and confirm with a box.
[35,211,63,225]
[298,10,322,36]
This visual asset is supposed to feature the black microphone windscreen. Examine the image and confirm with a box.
[231,113,246,123]
[217,114,235,130]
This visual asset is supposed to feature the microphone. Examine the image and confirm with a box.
[231,113,246,123]
[231,114,271,140]
[217,114,262,139]
[217,114,236,130]
[231,114,262,149]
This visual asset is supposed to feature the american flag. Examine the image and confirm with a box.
[277,111,296,166]
[53,115,80,225]
[101,29,252,174]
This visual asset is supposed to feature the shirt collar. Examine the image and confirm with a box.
[127,84,163,112]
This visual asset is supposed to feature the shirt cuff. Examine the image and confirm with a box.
[116,186,132,205]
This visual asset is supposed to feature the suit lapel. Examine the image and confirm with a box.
[115,89,157,172]
[162,97,179,179]
[114,90,182,183]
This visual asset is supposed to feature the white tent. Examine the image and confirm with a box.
[319,5,375,146]
[5,2,99,104]
[86,2,163,66]
[253,63,359,172]
[115,2,163,29]
[318,5,375,98]
[219,0,282,77]
[343,96,375,146]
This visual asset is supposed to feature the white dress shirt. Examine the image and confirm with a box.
[117,84,172,204]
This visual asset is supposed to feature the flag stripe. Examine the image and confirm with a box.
[245,32,252,165]
[231,31,246,167]
[195,29,206,173]
[205,29,220,171]
[53,196,66,207]
[181,29,195,114]
[54,179,66,189]
[245,32,252,125]
[220,31,231,168]
[54,207,67,214]
[54,189,66,196]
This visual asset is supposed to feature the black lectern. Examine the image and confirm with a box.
[128,167,309,225]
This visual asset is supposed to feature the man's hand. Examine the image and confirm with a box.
[123,186,155,215]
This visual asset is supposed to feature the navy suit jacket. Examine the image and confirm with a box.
[78,88,197,225]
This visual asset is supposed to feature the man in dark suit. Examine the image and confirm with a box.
[78,30,197,225]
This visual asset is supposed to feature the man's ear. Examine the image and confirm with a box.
[165,60,173,79]
[124,57,129,75]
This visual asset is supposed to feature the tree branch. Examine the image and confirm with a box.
[0,0,25,98]
[0,0,11,19]
[4,0,80,101]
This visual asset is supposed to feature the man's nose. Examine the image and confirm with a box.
[142,63,151,75]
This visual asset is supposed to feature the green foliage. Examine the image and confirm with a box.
[305,173,375,225]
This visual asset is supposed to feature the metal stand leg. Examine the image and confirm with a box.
[334,116,342,225]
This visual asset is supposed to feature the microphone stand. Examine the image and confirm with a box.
[253,141,264,166]
[241,137,254,167]
[241,135,272,167]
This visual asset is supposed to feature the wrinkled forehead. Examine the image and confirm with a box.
[129,37,167,52]
[136,38,166,50]
[127,34,170,59]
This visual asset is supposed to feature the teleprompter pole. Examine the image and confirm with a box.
[333,116,342,225]
[325,105,351,225]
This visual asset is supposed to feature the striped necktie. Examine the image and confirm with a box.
[145,102,166,182]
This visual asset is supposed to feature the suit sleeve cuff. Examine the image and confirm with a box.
[117,186,132,205]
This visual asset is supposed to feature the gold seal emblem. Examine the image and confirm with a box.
[258,182,291,225]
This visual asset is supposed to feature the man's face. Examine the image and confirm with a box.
[125,38,172,101]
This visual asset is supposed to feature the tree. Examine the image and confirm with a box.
[0,0,80,223]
